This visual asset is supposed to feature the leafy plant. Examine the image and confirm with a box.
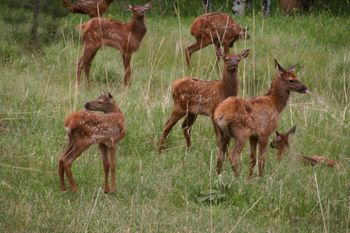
[197,172,234,204]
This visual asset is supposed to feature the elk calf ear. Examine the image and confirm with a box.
[215,48,225,60]
[126,3,133,11]
[288,64,297,72]
[239,48,250,59]
[287,126,296,135]
[144,1,152,10]
[274,59,285,75]
[107,92,113,99]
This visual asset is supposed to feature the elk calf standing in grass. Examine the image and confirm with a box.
[185,12,248,68]
[76,2,151,86]
[270,126,337,167]
[63,0,114,18]
[214,60,308,178]
[58,91,126,193]
[158,49,250,151]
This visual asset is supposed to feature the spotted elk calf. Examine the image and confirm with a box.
[270,126,337,167]
[185,12,248,68]
[158,49,250,152]
[58,91,126,193]
[76,2,151,86]
[63,0,114,18]
[213,59,308,178]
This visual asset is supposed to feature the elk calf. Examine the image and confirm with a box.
[185,12,248,68]
[270,126,336,167]
[158,49,250,151]
[63,0,114,18]
[214,60,308,178]
[58,91,126,193]
[76,2,151,86]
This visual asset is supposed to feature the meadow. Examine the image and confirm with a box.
[0,6,350,233]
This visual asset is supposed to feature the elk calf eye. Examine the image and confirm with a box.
[288,79,295,83]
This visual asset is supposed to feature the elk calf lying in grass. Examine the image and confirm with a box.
[185,12,248,68]
[76,2,151,86]
[58,91,126,193]
[213,59,308,178]
[63,0,114,18]
[158,49,250,152]
[270,126,337,167]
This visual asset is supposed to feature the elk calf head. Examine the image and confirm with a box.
[216,48,250,71]
[274,60,308,94]
[127,1,151,18]
[85,91,116,113]
[270,126,296,161]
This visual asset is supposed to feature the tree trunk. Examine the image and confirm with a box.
[202,0,212,13]
[31,0,40,43]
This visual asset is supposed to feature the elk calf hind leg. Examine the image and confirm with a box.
[122,54,132,86]
[185,38,211,67]
[181,113,197,148]
[76,46,100,85]
[229,138,247,177]
[109,146,117,193]
[257,140,269,176]
[158,111,186,151]
[216,131,230,174]
[248,137,258,178]
[61,142,90,192]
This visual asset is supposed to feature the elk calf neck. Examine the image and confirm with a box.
[270,126,337,167]
[63,0,114,18]
[76,2,151,86]
[214,59,308,178]
[158,49,250,151]
[185,12,248,67]
[58,91,126,193]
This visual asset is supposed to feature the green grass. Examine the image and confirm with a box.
[0,10,349,233]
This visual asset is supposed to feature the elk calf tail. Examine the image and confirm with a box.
[76,22,90,33]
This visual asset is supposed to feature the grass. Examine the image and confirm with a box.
[0,8,349,233]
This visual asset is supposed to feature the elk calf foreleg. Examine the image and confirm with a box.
[122,54,132,86]
[99,143,111,193]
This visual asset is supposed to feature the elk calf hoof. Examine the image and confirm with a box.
[157,145,166,153]
[71,187,78,193]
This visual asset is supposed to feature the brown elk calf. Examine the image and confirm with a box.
[213,59,308,178]
[76,2,151,86]
[58,91,126,193]
[63,0,114,18]
[185,12,248,68]
[158,49,250,151]
[270,126,337,167]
